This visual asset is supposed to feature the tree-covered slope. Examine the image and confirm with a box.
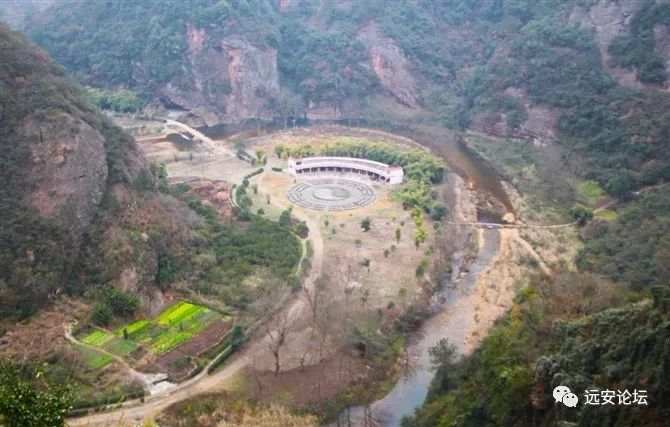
[404,288,669,427]
[404,188,670,427]
[0,23,146,318]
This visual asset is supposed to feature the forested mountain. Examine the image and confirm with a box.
[4,0,669,197]
[1,1,669,425]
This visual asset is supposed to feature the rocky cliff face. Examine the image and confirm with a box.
[159,26,279,125]
[357,22,419,108]
[565,0,670,90]
[566,0,642,88]
[23,112,108,247]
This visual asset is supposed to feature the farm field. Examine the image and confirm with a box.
[79,301,231,360]
[73,343,114,369]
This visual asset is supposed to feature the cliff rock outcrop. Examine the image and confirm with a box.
[23,112,107,246]
[357,22,419,108]
[159,27,279,125]
[565,0,666,89]
[0,23,148,316]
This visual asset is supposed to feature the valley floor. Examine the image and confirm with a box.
[66,123,583,426]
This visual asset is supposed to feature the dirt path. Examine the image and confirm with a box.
[68,354,248,426]
[64,324,149,388]
[510,231,553,277]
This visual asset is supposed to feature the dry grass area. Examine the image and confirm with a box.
[174,177,235,218]
[240,347,367,407]
[256,172,433,309]
[0,298,87,359]
[158,391,318,427]
[245,127,439,313]
[461,229,528,352]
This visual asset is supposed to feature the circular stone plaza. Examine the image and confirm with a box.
[284,156,403,211]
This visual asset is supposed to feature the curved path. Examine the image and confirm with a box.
[64,324,150,389]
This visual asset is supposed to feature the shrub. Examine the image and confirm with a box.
[569,204,594,226]
[294,221,309,238]
[105,289,140,317]
[91,304,112,326]
[429,204,447,221]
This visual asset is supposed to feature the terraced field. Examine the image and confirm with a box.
[79,301,231,363]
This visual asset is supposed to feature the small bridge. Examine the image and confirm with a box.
[164,119,215,147]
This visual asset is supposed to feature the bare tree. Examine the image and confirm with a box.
[313,299,336,362]
[303,275,329,324]
[264,310,294,376]
[277,88,305,129]
[330,256,362,383]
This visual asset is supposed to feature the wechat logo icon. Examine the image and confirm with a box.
[554,385,579,407]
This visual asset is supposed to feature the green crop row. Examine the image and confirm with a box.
[81,330,113,346]
[115,319,150,338]
[152,330,192,355]
[88,354,114,369]
[73,344,113,369]
[155,301,206,326]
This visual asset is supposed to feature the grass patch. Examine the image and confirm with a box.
[103,338,139,356]
[89,354,114,368]
[81,330,114,346]
[74,344,114,368]
[595,209,618,221]
[579,180,604,199]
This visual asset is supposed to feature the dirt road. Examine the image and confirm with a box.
[68,354,248,426]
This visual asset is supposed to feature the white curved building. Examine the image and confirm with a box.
[287,156,404,184]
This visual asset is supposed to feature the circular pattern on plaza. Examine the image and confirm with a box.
[286,178,376,211]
